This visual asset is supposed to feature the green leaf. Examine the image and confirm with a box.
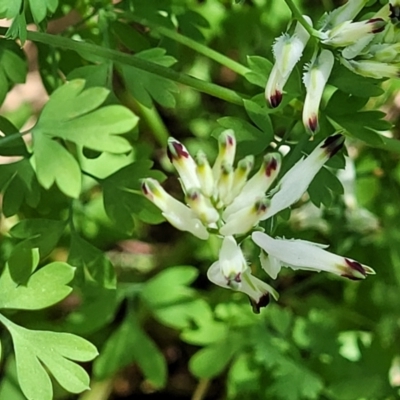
[5,14,27,44]
[102,161,165,233]
[9,219,65,264]
[0,159,40,217]
[120,48,179,108]
[94,314,166,388]
[243,99,274,144]
[68,234,116,289]
[245,55,272,88]
[67,64,110,88]
[189,335,241,378]
[308,167,344,208]
[63,283,118,335]
[32,80,138,196]
[268,359,324,400]
[28,0,59,24]
[329,65,384,98]
[33,134,82,198]
[0,45,26,84]
[0,261,75,310]
[0,315,98,400]
[110,21,150,52]
[7,245,39,285]
[141,266,198,307]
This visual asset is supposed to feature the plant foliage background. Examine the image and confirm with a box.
[0,0,400,399]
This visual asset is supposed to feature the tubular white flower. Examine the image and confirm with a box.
[265,17,312,108]
[341,58,400,79]
[167,138,200,192]
[252,231,375,280]
[217,162,234,206]
[322,18,386,47]
[220,198,270,236]
[212,129,236,183]
[195,150,215,197]
[223,153,281,219]
[322,0,369,30]
[302,50,335,134]
[186,188,219,225]
[369,43,400,63]
[207,236,278,313]
[141,178,209,240]
[261,134,344,220]
[225,155,254,204]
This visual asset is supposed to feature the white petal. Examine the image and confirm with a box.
[266,17,311,107]
[322,0,369,29]
[302,50,335,133]
[252,231,375,280]
[212,130,236,183]
[261,134,344,219]
[207,260,278,313]
[167,138,200,192]
[259,250,282,280]
[223,153,280,219]
[220,198,270,236]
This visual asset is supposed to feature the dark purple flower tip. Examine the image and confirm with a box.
[368,18,386,33]
[269,91,283,108]
[341,258,367,280]
[250,293,270,314]
[265,156,279,177]
[307,115,319,134]
[167,139,189,162]
[321,134,345,158]
[141,181,149,195]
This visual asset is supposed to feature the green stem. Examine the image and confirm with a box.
[0,28,246,106]
[0,130,29,147]
[118,90,170,146]
[283,0,315,36]
[125,13,250,76]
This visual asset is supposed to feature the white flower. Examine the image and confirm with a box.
[262,134,344,220]
[207,236,278,313]
[340,58,400,79]
[141,178,209,240]
[252,231,375,280]
[167,138,200,193]
[321,0,369,30]
[265,17,312,108]
[143,133,344,239]
[322,18,386,48]
[302,50,335,134]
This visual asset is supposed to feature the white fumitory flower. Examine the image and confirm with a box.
[265,16,312,108]
[141,178,209,240]
[142,131,345,239]
[252,231,375,280]
[262,134,344,219]
[207,236,278,313]
[340,58,400,79]
[302,49,334,134]
[320,0,369,30]
[321,18,386,48]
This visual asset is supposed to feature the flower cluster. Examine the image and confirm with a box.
[265,0,398,134]
[142,131,375,313]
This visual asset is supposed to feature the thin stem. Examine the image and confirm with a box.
[0,28,247,106]
[283,0,315,36]
[118,90,170,146]
[192,378,211,400]
[125,13,250,76]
